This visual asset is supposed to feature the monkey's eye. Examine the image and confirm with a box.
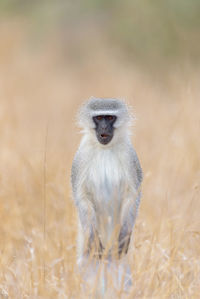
[107,115,114,121]
[96,116,103,121]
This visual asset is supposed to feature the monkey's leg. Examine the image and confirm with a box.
[76,201,105,295]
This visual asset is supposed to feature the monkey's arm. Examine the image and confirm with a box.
[118,146,143,257]
[118,193,141,256]
[71,152,104,258]
[77,198,104,257]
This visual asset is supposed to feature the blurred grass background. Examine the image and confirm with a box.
[0,1,200,298]
[1,0,200,68]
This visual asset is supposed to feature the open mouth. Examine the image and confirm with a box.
[97,132,113,145]
[101,134,109,138]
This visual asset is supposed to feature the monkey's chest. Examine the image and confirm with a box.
[87,154,127,210]
[87,153,128,244]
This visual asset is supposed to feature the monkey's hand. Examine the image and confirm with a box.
[86,229,104,259]
[118,225,131,257]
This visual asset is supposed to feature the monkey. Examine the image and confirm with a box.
[71,97,142,270]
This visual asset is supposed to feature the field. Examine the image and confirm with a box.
[0,20,200,298]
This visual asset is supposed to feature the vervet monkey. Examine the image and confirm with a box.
[71,97,142,287]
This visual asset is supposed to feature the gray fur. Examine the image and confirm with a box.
[88,97,125,111]
[78,97,131,129]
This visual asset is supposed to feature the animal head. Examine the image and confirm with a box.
[78,97,133,145]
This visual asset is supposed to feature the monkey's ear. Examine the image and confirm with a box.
[76,97,95,131]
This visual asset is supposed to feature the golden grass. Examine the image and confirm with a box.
[0,20,200,298]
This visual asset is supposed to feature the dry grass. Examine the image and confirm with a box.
[0,20,200,298]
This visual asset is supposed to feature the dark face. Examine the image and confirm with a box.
[93,115,117,145]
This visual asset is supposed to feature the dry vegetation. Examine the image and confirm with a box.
[0,20,200,298]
